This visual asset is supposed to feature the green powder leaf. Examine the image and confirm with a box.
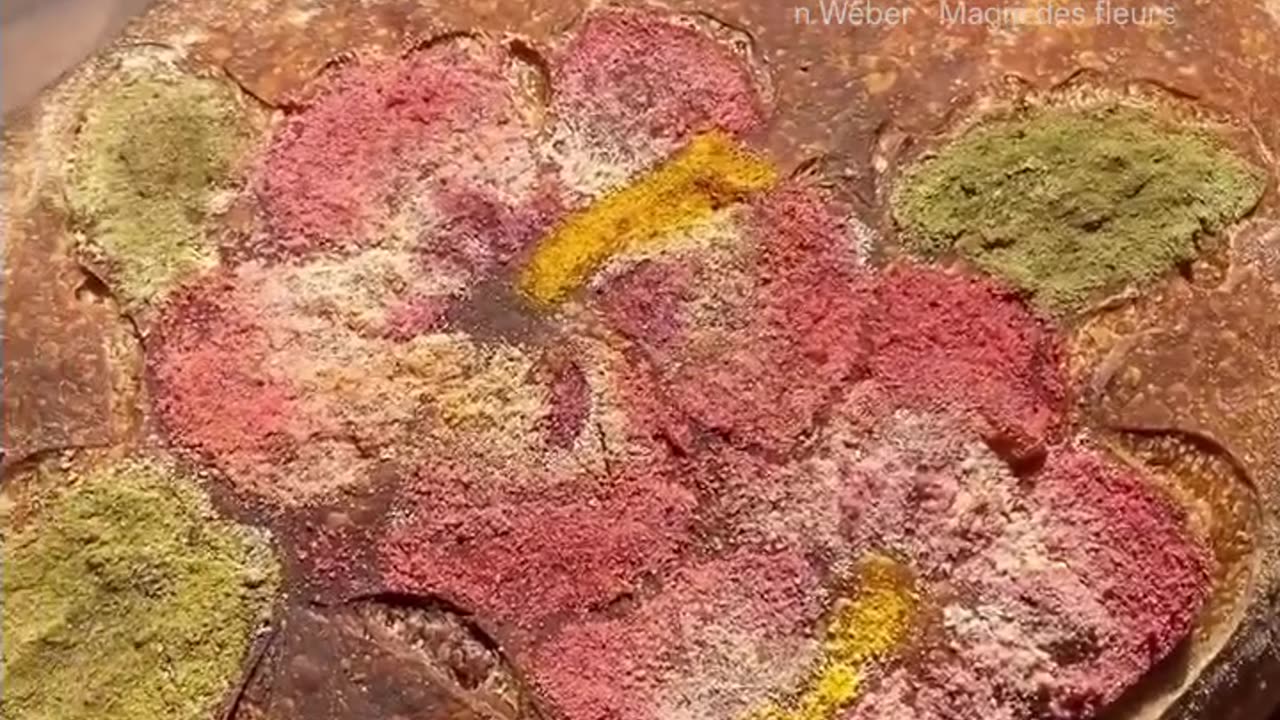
[66,70,250,309]
[892,106,1267,315]
[2,459,279,720]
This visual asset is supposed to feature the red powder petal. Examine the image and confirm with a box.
[522,547,822,720]
[866,263,1068,464]
[256,42,536,255]
[1033,448,1211,695]
[150,273,296,460]
[553,7,766,154]
[381,461,696,635]
[595,183,872,454]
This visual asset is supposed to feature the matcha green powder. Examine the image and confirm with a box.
[2,459,279,720]
[66,69,249,309]
[892,106,1267,314]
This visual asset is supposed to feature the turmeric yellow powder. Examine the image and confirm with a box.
[748,554,917,720]
[518,131,777,306]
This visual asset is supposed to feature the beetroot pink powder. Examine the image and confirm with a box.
[867,263,1068,463]
[256,43,518,254]
[594,184,873,454]
[1033,450,1212,693]
[552,6,765,149]
[150,271,296,461]
[380,458,697,637]
[521,547,824,720]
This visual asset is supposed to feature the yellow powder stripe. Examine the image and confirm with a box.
[517,130,778,306]
[747,554,917,720]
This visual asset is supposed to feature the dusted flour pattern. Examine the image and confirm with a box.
[5,3,1277,720]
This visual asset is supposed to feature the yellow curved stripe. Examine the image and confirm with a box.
[747,554,917,720]
[517,131,778,306]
